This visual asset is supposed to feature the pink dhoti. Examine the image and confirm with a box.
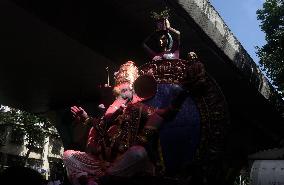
[63,146,154,185]
[63,150,106,185]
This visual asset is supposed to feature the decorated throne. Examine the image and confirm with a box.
[133,9,231,184]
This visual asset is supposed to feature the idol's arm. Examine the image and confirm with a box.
[138,90,189,145]
[166,19,180,40]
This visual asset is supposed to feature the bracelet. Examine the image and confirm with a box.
[121,103,126,108]
[83,117,92,126]
[109,105,119,110]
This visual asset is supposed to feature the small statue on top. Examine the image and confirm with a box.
[143,8,180,61]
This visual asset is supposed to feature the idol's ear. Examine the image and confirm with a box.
[133,74,157,101]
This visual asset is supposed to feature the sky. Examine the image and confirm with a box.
[209,0,266,65]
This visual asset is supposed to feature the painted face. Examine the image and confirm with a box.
[115,83,133,100]
[159,35,168,48]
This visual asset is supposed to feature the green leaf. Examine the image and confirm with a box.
[256,0,284,94]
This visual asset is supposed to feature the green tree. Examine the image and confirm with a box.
[0,105,55,166]
[256,0,284,95]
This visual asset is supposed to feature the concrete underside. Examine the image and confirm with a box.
[0,0,283,156]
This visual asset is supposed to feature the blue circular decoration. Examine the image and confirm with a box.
[144,83,201,173]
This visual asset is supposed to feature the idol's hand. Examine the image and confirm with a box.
[71,106,88,123]
[104,98,127,122]
[165,19,171,29]
[109,98,128,111]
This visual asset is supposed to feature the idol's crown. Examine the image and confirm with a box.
[114,61,139,88]
[151,8,170,20]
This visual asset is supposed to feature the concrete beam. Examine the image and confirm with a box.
[173,0,275,100]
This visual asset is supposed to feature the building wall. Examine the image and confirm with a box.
[0,124,64,180]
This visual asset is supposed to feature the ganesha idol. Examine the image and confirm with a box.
[64,11,231,185]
